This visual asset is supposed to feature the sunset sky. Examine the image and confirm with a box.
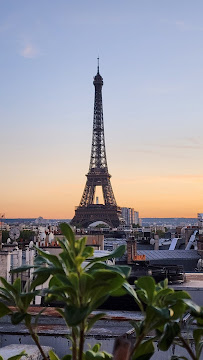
[1,1,203,219]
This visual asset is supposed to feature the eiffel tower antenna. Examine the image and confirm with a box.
[97,56,99,73]
[71,62,121,228]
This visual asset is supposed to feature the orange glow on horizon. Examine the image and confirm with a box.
[1,173,203,219]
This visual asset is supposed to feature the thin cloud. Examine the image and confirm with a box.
[175,20,185,30]
[129,149,157,154]
[146,86,177,95]
[183,136,201,145]
[167,174,203,180]
[153,137,202,150]
[161,18,203,32]
[161,144,202,150]
[20,43,39,58]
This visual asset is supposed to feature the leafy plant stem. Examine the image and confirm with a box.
[130,330,146,357]
[79,322,85,360]
[179,335,197,360]
[72,328,77,360]
[26,322,48,360]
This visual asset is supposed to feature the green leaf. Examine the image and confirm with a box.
[0,277,18,296]
[47,284,76,299]
[193,329,203,357]
[55,308,65,319]
[88,245,126,266]
[88,271,125,307]
[110,287,128,297]
[61,355,72,360]
[69,273,79,290]
[8,351,27,360]
[197,317,203,325]
[0,287,14,302]
[34,266,64,276]
[30,272,50,290]
[78,236,87,253]
[147,306,172,321]
[159,278,168,289]
[34,255,47,265]
[102,352,112,360]
[75,255,86,266]
[136,289,148,304]
[132,338,154,360]
[90,263,131,278]
[136,277,155,303]
[35,247,63,268]
[82,246,94,259]
[11,312,26,325]
[52,275,77,295]
[166,291,191,303]
[19,291,39,310]
[123,282,143,310]
[90,294,109,311]
[59,250,75,270]
[154,288,173,304]
[184,299,203,318]
[24,313,32,327]
[11,265,35,273]
[0,302,12,317]
[170,300,187,320]
[64,304,90,326]
[87,313,105,332]
[92,343,101,352]
[49,350,60,360]
[60,223,75,248]
[79,273,94,294]
[158,322,180,351]
[91,270,124,290]
[13,278,21,293]
[85,350,106,360]
[130,320,143,336]
[85,350,96,360]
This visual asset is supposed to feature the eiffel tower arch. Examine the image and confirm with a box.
[71,61,121,228]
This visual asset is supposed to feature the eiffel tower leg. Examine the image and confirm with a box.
[102,178,117,206]
[79,180,96,206]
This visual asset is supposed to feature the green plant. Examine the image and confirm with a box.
[0,223,131,360]
[0,277,47,359]
[0,223,202,360]
[34,223,132,360]
[129,276,203,360]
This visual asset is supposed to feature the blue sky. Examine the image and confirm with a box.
[1,1,203,218]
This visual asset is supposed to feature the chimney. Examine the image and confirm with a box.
[126,236,136,264]
[197,230,203,259]
[154,234,159,250]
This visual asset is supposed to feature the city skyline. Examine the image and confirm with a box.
[1,1,203,219]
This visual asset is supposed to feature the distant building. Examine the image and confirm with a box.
[121,208,140,226]
[198,213,203,228]
[134,211,139,225]
[121,207,134,226]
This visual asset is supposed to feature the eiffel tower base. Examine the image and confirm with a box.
[71,205,121,228]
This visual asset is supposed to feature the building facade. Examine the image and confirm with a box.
[121,208,139,226]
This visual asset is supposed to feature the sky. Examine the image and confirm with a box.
[1,0,203,219]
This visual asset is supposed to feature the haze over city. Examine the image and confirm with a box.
[1,1,203,219]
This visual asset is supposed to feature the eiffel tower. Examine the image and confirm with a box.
[71,60,121,228]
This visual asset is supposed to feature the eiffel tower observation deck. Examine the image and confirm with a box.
[71,61,122,228]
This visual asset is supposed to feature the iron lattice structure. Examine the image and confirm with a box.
[71,63,121,228]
